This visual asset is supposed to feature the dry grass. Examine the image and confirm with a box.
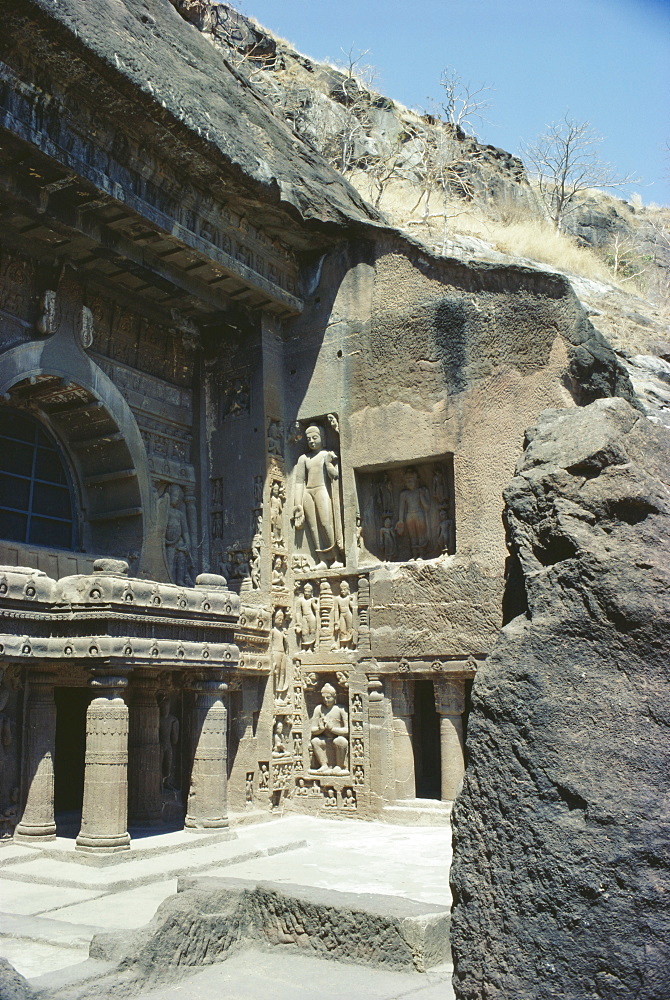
[351,174,617,284]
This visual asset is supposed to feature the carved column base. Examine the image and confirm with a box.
[435,678,466,802]
[76,671,131,854]
[15,671,57,843]
[185,671,229,832]
[390,679,416,801]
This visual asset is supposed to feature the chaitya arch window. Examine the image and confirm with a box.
[0,409,76,550]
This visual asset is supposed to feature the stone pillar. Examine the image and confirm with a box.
[434,677,466,801]
[367,673,394,806]
[76,671,131,853]
[390,678,415,801]
[128,671,162,826]
[185,670,229,831]
[15,670,57,842]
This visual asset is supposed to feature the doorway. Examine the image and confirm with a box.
[412,680,441,799]
[54,687,89,830]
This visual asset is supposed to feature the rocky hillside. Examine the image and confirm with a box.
[169,1,670,429]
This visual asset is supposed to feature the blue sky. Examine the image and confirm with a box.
[243,0,670,206]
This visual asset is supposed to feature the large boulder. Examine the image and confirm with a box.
[450,397,670,1000]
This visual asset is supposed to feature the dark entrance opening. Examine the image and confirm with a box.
[54,687,89,831]
[412,680,441,799]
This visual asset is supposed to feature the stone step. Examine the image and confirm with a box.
[382,799,453,826]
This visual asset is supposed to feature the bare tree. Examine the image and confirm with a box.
[523,115,637,230]
[439,68,493,137]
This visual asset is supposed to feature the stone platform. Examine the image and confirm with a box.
[0,816,453,998]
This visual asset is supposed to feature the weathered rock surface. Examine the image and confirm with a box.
[9,0,382,236]
[0,958,33,1000]
[450,397,670,1000]
[42,879,449,998]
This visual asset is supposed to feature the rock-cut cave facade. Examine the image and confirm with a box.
[0,0,635,848]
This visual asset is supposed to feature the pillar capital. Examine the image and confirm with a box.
[434,677,466,716]
[390,677,414,717]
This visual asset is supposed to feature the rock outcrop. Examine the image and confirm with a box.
[450,397,670,1000]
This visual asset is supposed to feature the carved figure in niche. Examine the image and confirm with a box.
[332,581,356,650]
[295,582,319,651]
[259,763,269,789]
[310,683,349,774]
[272,720,288,756]
[355,512,363,549]
[375,472,394,519]
[267,420,284,457]
[293,425,344,569]
[432,467,447,504]
[165,484,195,586]
[438,506,455,554]
[396,466,430,559]
[354,765,364,785]
[293,732,303,756]
[324,787,337,808]
[250,535,262,590]
[327,413,339,435]
[253,475,263,507]
[379,516,396,560]
[245,773,254,804]
[310,781,321,796]
[352,738,364,760]
[211,478,223,507]
[270,481,285,547]
[351,693,363,713]
[272,555,286,589]
[296,778,309,796]
[159,698,179,790]
[271,609,291,705]
[342,788,357,809]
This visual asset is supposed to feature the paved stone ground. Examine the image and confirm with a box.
[0,816,453,998]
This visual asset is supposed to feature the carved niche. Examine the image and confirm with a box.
[355,457,455,561]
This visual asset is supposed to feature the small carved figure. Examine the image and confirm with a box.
[259,762,270,789]
[310,781,321,796]
[355,512,363,549]
[342,787,357,809]
[293,732,303,756]
[310,683,349,774]
[437,506,455,554]
[271,609,291,705]
[245,772,254,804]
[352,738,364,760]
[159,698,180,790]
[375,472,394,518]
[253,474,263,507]
[296,778,309,796]
[165,484,194,586]
[272,720,288,757]
[250,535,262,590]
[326,413,339,435]
[267,419,284,457]
[396,466,430,558]
[295,582,319,650]
[272,555,286,589]
[323,787,337,808]
[270,481,285,547]
[293,425,344,568]
[354,765,364,785]
[379,516,396,560]
[332,580,356,650]
[432,467,447,504]
[351,693,363,713]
